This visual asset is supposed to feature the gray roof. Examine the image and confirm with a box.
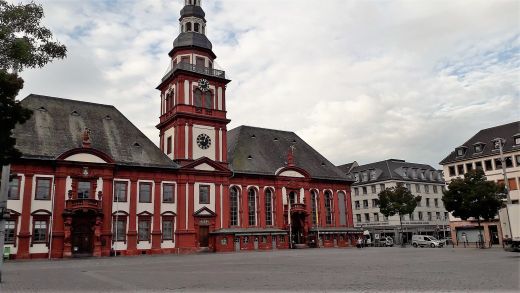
[13,94,177,169]
[347,159,443,185]
[439,121,520,165]
[180,5,205,20]
[337,161,358,174]
[227,126,351,181]
[173,32,212,51]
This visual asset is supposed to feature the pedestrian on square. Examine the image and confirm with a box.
[461,234,467,248]
[357,237,363,248]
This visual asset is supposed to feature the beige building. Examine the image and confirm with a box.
[338,159,448,245]
[440,121,520,246]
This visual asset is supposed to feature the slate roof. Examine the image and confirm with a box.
[227,126,351,182]
[180,5,205,20]
[439,121,520,165]
[13,94,177,169]
[172,32,212,51]
[337,161,358,174]
[346,159,443,186]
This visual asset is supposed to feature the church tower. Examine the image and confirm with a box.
[156,0,231,166]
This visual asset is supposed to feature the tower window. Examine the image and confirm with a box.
[194,23,200,32]
[186,22,192,32]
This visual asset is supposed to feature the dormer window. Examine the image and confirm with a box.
[354,173,359,182]
[362,172,368,182]
[403,167,408,178]
[420,171,426,180]
[473,142,485,153]
[369,169,376,180]
[513,134,520,146]
[412,169,417,179]
[456,146,467,157]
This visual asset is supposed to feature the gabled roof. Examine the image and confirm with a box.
[337,161,358,174]
[347,159,443,185]
[439,121,520,165]
[227,125,350,181]
[13,94,177,169]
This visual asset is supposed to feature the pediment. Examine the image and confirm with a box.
[57,148,114,164]
[64,153,107,163]
[275,166,310,179]
[193,206,216,217]
[182,157,229,172]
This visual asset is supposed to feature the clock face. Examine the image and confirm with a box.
[196,133,212,149]
[198,79,210,92]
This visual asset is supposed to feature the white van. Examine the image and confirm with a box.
[412,235,443,248]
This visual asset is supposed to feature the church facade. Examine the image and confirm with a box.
[4,0,359,259]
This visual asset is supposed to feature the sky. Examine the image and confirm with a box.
[14,0,520,169]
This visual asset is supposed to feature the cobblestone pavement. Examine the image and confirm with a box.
[1,247,519,292]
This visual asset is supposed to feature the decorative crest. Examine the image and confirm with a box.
[287,145,296,166]
[82,128,92,148]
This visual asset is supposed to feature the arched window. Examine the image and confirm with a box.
[194,89,202,107]
[186,22,192,32]
[325,191,333,225]
[338,191,346,225]
[194,23,200,32]
[204,91,212,109]
[248,188,256,226]
[311,190,318,225]
[265,189,273,226]
[230,187,239,226]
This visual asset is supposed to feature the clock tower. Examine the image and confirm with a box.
[156,0,231,166]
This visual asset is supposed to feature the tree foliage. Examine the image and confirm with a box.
[378,183,421,219]
[442,169,503,221]
[0,0,66,165]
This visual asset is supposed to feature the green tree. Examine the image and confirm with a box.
[378,183,421,246]
[0,0,66,165]
[442,169,503,248]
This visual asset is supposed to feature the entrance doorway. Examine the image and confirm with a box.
[72,217,94,256]
[291,214,305,245]
[199,226,209,247]
[489,225,499,245]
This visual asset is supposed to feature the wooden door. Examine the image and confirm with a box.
[199,226,209,247]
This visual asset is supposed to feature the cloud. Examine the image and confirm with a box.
[14,0,520,169]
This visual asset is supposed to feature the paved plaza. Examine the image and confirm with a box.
[1,247,519,292]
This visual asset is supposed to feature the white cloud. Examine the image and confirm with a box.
[14,0,520,169]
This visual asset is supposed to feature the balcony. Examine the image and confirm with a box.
[284,203,307,215]
[65,198,102,213]
[161,62,226,82]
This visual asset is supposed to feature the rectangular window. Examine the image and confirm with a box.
[427,212,432,221]
[457,165,464,175]
[166,136,172,154]
[415,184,420,193]
[371,185,376,193]
[354,188,359,196]
[425,185,429,193]
[4,220,16,244]
[138,218,151,241]
[448,166,456,177]
[406,183,411,190]
[421,171,426,180]
[363,200,368,209]
[362,187,367,195]
[77,181,91,199]
[32,219,48,243]
[370,170,376,180]
[403,168,408,178]
[8,177,20,200]
[364,213,370,222]
[516,155,520,167]
[508,178,518,190]
[114,181,128,202]
[371,199,378,208]
[505,157,513,168]
[417,198,422,207]
[139,182,152,203]
[163,184,175,203]
[354,173,359,182]
[465,163,473,172]
[409,213,414,220]
[484,160,493,171]
[112,217,126,242]
[35,178,51,200]
[356,214,361,222]
[418,212,423,220]
[279,235,285,243]
[436,212,441,220]
[475,161,483,170]
[181,56,190,64]
[379,184,385,191]
[162,218,174,240]
[433,185,438,193]
[355,201,360,209]
[426,198,430,207]
[374,213,379,222]
[412,169,417,179]
[495,158,502,170]
[199,185,210,204]
[444,212,449,220]
[434,198,439,207]
[362,173,368,182]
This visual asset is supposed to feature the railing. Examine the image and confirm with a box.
[66,198,102,210]
[161,62,226,82]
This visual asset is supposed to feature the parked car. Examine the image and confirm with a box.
[412,235,444,248]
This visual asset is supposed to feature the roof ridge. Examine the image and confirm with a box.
[235,124,296,134]
[25,94,116,109]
